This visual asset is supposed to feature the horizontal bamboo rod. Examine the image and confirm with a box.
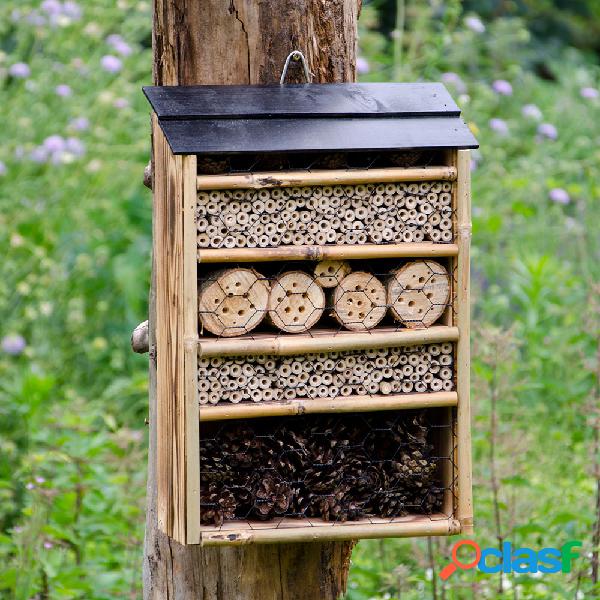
[199,392,458,422]
[198,515,460,546]
[197,166,457,190]
[197,325,459,358]
[198,243,458,264]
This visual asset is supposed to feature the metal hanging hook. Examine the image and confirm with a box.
[279,50,312,84]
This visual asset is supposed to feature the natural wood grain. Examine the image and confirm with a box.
[196,166,457,189]
[267,271,325,333]
[146,1,361,598]
[199,391,458,421]
[197,243,459,263]
[331,271,387,331]
[198,268,270,337]
[199,514,461,546]
[197,325,459,358]
[455,149,474,534]
[314,260,352,288]
[153,116,187,542]
[387,260,451,328]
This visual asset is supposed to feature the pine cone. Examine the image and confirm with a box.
[252,473,293,520]
[200,482,237,526]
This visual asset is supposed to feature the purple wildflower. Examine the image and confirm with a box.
[113,98,129,109]
[9,63,31,79]
[30,146,49,163]
[441,72,466,94]
[465,16,485,33]
[549,188,570,205]
[26,11,46,26]
[43,541,53,549]
[69,116,89,131]
[107,34,132,57]
[489,118,509,135]
[521,104,542,120]
[101,55,122,73]
[492,79,512,96]
[35,476,46,484]
[537,123,557,140]
[55,84,72,97]
[65,137,86,157]
[62,1,82,19]
[41,0,62,16]
[580,87,599,99]
[26,482,35,490]
[356,57,370,75]
[43,135,66,153]
[2,334,26,355]
[0,161,6,176]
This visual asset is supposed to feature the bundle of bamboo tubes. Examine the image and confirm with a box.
[196,180,453,249]
[197,342,455,405]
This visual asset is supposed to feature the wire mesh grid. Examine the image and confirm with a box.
[197,259,452,338]
[198,342,455,405]
[198,409,457,528]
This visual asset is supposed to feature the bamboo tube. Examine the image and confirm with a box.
[198,391,458,421]
[455,149,473,534]
[197,326,459,358]
[198,243,459,264]
[199,515,461,546]
[197,167,457,190]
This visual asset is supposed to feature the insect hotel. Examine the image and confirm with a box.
[143,82,478,545]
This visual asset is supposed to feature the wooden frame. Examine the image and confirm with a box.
[153,134,472,545]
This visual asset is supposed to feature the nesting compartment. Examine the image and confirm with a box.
[145,82,475,545]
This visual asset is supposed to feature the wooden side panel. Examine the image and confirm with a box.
[153,114,189,543]
[455,149,473,533]
[183,155,200,544]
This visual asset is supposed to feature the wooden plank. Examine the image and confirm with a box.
[197,325,459,358]
[196,166,457,190]
[455,149,473,534]
[198,243,458,264]
[199,391,458,422]
[143,82,461,119]
[161,116,479,155]
[183,155,200,544]
[152,115,187,543]
[198,514,461,546]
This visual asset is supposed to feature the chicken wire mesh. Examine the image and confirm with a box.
[197,259,453,338]
[199,409,456,527]
[198,342,455,405]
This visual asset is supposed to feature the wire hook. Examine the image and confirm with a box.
[280,50,312,84]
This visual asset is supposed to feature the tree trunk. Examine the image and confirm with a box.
[143,2,361,598]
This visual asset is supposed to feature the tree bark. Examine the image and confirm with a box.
[143,1,361,598]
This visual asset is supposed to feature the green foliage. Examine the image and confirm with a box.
[0,1,599,598]
[351,2,600,598]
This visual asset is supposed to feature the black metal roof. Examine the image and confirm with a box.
[143,83,478,155]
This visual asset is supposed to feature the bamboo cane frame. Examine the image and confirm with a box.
[199,391,458,421]
[183,155,201,544]
[198,515,461,546]
[455,149,473,534]
[197,166,457,190]
[198,243,459,264]
[196,325,458,358]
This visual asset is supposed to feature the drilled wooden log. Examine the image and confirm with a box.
[199,268,270,337]
[314,260,352,288]
[331,271,387,331]
[267,271,325,333]
[387,260,450,328]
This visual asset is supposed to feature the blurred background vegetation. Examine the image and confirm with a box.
[0,0,599,598]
